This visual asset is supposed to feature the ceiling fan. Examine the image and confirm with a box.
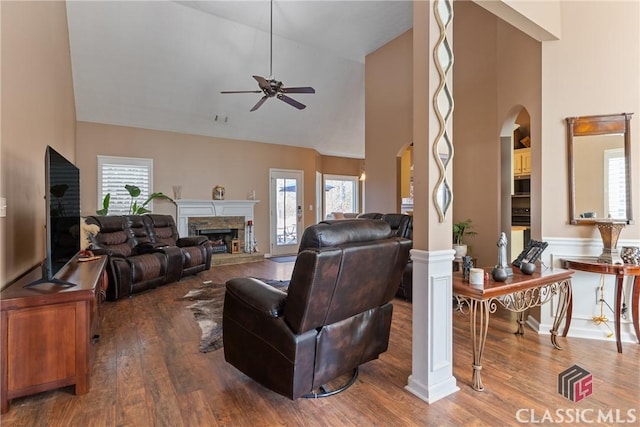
[220,0,315,112]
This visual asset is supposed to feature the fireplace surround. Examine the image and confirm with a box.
[175,199,259,256]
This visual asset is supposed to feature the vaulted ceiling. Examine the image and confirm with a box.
[66,1,413,158]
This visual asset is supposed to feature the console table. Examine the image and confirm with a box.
[561,259,640,353]
[453,267,573,391]
[0,256,108,413]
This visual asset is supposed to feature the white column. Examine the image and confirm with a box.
[405,248,459,403]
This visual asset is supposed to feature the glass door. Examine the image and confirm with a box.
[270,169,303,256]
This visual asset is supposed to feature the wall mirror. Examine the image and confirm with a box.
[566,113,633,225]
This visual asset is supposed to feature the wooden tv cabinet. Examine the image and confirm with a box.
[0,255,108,413]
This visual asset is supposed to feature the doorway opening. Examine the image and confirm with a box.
[500,107,532,262]
[269,169,303,256]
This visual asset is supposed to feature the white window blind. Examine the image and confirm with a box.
[604,148,625,219]
[97,156,153,215]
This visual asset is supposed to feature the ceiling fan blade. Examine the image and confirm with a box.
[220,90,262,94]
[253,75,271,91]
[277,94,306,110]
[250,95,269,112]
[282,87,315,94]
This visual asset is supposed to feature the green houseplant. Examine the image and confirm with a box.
[97,184,173,215]
[453,219,477,259]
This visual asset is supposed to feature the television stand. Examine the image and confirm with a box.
[0,255,108,413]
[23,277,76,288]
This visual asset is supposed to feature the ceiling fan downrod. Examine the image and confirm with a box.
[219,0,315,111]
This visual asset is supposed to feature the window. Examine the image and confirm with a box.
[323,174,359,217]
[97,156,153,215]
[604,148,625,219]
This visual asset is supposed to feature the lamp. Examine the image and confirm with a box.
[359,170,366,181]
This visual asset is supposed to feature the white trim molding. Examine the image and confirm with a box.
[406,248,459,403]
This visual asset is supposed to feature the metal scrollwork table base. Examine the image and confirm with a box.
[454,267,574,392]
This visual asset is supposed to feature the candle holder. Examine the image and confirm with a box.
[245,220,254,253]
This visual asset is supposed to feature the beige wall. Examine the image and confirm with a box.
[365,30,413,214]
[542,0,639,240]
[1,1,77,283]
[76,122,361,256]
[452,1,541,266]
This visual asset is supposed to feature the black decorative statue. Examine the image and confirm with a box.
[462,255,473,280]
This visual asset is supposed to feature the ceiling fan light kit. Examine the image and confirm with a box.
[220,0,315,111]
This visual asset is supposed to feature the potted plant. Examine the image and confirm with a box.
[97,185,173,215]
[453,219,477,259]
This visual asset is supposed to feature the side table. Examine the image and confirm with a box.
[561,259,640,353]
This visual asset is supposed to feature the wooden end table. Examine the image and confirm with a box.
[453,266,574,391]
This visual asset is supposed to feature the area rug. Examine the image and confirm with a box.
[178,282,227,353]
[179,279,289,353]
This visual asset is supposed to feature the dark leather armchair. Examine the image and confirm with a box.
[380,214,413,301]
[222,219,411,399]
[356,212,383,219]
[143,214,212,276]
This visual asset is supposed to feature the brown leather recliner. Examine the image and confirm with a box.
[380,214,413,301]
[222,219,411,399]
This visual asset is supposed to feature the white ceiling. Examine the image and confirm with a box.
[66,1,413,158]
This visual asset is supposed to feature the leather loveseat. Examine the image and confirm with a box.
[222,219,411,399]
[86,214,212,300]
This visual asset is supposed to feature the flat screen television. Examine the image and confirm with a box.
[27,146,81,287]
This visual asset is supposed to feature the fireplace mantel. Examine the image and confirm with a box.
[175,200,259,246]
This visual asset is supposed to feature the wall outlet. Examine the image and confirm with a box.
[309,204,313,211]
[0,197,6,217]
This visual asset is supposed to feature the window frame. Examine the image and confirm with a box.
[97,155,153,215]
[323,174,360,218]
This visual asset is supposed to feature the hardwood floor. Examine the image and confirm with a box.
[2,260,639,426]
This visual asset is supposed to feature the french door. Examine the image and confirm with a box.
[269,169,303,256]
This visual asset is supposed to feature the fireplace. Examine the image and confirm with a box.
[175,200,260,263]
[188,216,245,254]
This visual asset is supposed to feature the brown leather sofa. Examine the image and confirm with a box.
[222,219,411,399]
[86,214,212,301]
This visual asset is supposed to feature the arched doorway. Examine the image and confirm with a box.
[500,106,531,261]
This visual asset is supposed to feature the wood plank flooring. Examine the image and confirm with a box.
[2,260,639,426]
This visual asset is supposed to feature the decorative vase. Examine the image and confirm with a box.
[213,185,225,200]
[491,266,508,282]
[453,244,467,260]
[520,261,536,275]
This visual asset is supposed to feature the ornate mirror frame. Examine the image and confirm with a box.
[566,113,633,225]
